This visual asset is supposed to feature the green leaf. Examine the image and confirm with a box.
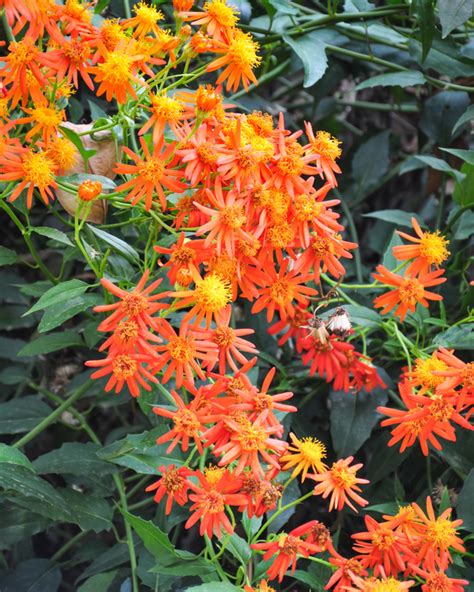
[344,0,374,12]
[355,71,426,91]
[32,226,73,247]
[26,279,89,315]
[330,385,388,456]
[453,163,474,206]
[440,148,474,165]
[364,209,420,228]
[352,131,390,195]
[412,155,464,182]
[452,104,474,135]
[414,0,435,61]
[77,544,131,583]
[0,443,35,471]
[437,429,474,475]
[0,336,27,360]
[186,584,239,592]
[59,172,116,191]
[283,31,328,87]
[433,324,474,350]
[121,511,177,565]
[457,469,474,532]
[78,571,118,592]
[0,559,61,592]
[59,489,113,533]
[87,225,140,263]
[227,533,251,565]
[150,558,216,577]
[18,330,84,356]
[268,0,298,15]
[59,125,96,166]
[0,396,51,435]
[382,231,404,269]
[420,91,470,144]
[33,443,116,477]
[438,0,473,38]
[0,506,50,550]
[38,293,102,333]
[0,246,18,266]
[341,304,382,328]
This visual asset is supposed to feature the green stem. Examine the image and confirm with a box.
[13,380,93,448]
[51,530,88,562]
[114,474,139,592]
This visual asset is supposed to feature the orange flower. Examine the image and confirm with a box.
[151,320,218,388]
[393,217,450,275]
[347,575,415,592]
[146,465,192,514]
[185,468,247,538]
[433,348,474,409]
[154,388,213,454]
[304,122,342,187]
[412,496,465,569]
[94,270,168,333]
[373,265,446,322]
[244,580,276,592]
[15,104,65,144]
[173,274,233,327]
[181,0,239,41]
[43,33,94,90]
[114,137,186,211]
[251,258,317,322]
[280,432,327,481]
[140,93,186,144]
[409,564,468,592]
[207,28,261,92]
[89,40,143,104]
[122,1,164,38]
[85,351,158,397]
[352,515,415,576]
[0,145,58,208]
[325,555,368,592]
[176,123,220,186]
[154,233,210,287]
[310,456,369,512]
[295,232,357,281]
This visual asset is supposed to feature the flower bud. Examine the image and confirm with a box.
[173,0,193,10]
[78,179,102,202]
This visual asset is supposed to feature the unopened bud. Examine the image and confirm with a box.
[78,179,102,202]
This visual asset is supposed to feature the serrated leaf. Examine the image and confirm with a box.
[33,443,116,477]
[438,0,473,38]
[60,489,113,533]
[364,209,420,228]
[18,330,84,356]
[0,396,51,435]
[38,293,102,332]
[355,71,425,91]
[283,31,328,87]
[0,246,18,266]
[32,226,73,246]
[121,511,177,565]
[382,231,404,269]
[26,279,89,315]
[87,225,140,263]
[330,386,388,456]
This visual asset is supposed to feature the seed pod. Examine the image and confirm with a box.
[327,307,352,337]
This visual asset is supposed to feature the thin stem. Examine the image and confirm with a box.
[114,474,139,592]
[51,531,88,562]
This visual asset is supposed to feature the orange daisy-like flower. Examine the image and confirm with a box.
[214,414,287,477]
[154,389,214,454]
[251,521,322,583]
[409,564,468,592]
[173,274,233,328]
[154,233,210,287]
[325,554,368,592]
[372,265,446,322]
[207,28,261,92]
[352,515,415,576]
[433,348,474,409]
[181,0,239,41]
[251,259,317,323]
[393,217,450,275]
[94,270,168,333]
[310,456,369,512]
[85,351,158,397]
[99,318,161,358]
[280,432,327,481]
[185,468,247,538]
[122,1,164,38]
[146,464,192,514]
[89,40,143,104]
[15,104,65,144]
[304,122,342,187]
[195,180,256,256]
[412,496,465,569]
[151,320,218,388]
[0,145,58,208]
[244,580,276,592]
[140,93,186,144]
[176,123,220,187]
[295,231,358,281]
[347,575,415,592]
[44,33,95,90]
[114,137,186,211]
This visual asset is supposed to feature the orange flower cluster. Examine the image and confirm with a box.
[378,349,474,455]
[324,497,467,592]
[373,218,449,322]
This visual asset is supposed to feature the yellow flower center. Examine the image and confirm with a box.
[173,408,200,435]
[267,222,295,248]
[194,274,232,313]
[311,130,342,161]
[298,438,326,468]
[227,30,261,70]
[101,19,127,50]
[312,235,333,258]
[372,529,396,550]
[9,40,37,67]
[196,142,218,165]
[424,573,452,592]
[138,158,165,183]
[419,231,449,266]
[171,245,196,266]
[112,354,137,379]
[116,320,139,344]
[63,39,91,64]
[247,111,274,137]
[398,278,424,304]
[97,51,134,86]
[371,577,409,592]
[133,1,164,25]
[29,106,63,129]
[236,421,267,452]
[204,465,225,486]
[208,253,238,281]
[204,0,238,28]
[269,277,295,305]
[161,468,185,493]
[150,95,184,123]
[426,518,456,549]
[220,205,246,229]
[22,151,56,189]
[412,356,448,390]
[199,490,225,514]
[294,194,322,221]
[63,0,92,23]
[330,464,356,489]
[213,326,235,348]
[278,534,300,555]
[167,336,195,363]
[277,154,303,177]
[123,293,147,317]
[46,137,78,171]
